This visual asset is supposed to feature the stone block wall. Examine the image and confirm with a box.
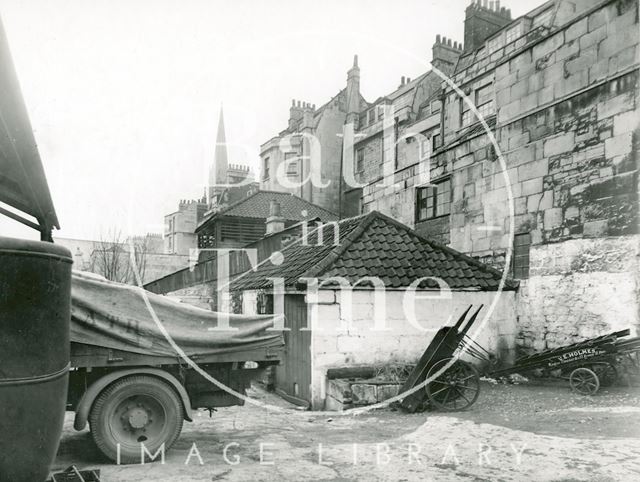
[355,0,639,354]
[517,235,639,350]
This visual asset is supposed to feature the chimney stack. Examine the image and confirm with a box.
[463,0,512,52]
[289,99,304,130]
[431,34,463,74]
[266,200,285,234]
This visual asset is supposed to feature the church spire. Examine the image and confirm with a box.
[209,105,229,194]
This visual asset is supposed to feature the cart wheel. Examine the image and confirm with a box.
[591,363,617,387]
[89,375,184,464]
[569,367,600,395]
[425,358,480,411]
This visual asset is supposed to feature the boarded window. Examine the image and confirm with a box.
[505,23,522,44]
[513,233,531,279]
[416,178,451,222]
[284,152,298,177]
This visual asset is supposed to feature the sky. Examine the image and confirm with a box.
[0,0,542,241]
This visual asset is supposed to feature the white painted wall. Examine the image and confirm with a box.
[307,289,517,409]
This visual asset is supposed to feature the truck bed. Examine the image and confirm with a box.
[70,341,281,368]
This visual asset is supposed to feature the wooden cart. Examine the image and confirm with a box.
[400,305,640,413]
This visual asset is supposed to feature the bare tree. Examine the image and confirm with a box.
[90,230,150,284]
[127,234,150,283]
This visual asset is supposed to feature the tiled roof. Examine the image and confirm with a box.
[196,190,338,232]
[231,211,518,291]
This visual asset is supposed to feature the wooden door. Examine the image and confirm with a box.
[275,294,311,405]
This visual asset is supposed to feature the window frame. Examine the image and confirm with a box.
[355,147,365,173]
[533,8,553,28]
[475,83,495,119]
[415,177,452,222]
[284,152,298,177]
[505,23,523,44]
[460,97,472,127]
[262,156,270,181]
[430,99,441,115]
[432,133,441,151]
[512,232,531,279]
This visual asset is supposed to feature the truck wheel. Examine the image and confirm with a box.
[89,375,184,464]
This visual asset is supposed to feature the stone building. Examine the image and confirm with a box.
[145,192,338,307]
[345,0,639,350]
[259,57,368,215]
[163,106,257,256]
[164,198,208,255]
[232,211,518,409]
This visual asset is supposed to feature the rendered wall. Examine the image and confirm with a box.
[307,289,517,409]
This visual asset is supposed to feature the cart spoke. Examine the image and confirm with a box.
[455,387,471,406]
[429,385,450,397]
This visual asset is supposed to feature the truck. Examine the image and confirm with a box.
[66,271,283,464]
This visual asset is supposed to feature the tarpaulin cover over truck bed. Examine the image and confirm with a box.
[71,271,284,357]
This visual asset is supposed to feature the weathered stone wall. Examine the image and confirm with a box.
[308,289,518,409]
[517,235,640,350]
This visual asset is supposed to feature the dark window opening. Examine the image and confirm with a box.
[415,178,451,222]
[512,232,531,279]
[356,147,365,173]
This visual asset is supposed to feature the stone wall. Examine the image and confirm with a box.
[307,289,518,409]
[517,235,639,351]
[163,281,216,310]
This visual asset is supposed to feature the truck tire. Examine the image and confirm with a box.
[89,375,184,464]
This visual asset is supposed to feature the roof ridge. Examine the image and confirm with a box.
[370,210,517,288]
[300,211,379,281]
[196,189,339,232]
[196,190,262,230]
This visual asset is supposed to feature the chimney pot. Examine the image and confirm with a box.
[401,75,405,85]
[269,200,281,217]
[447,38,452,46]
[436,34,441,43]
[496,0,500,9]
[266,200,285,234]
[482,0,488,7]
